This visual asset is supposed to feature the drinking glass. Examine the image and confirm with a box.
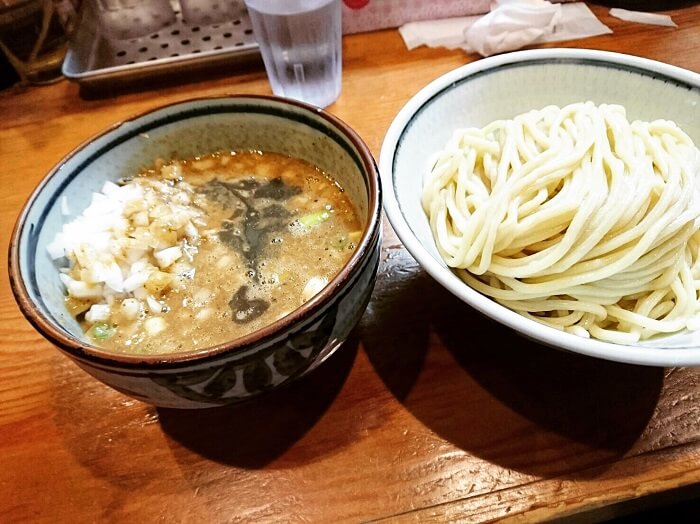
[0,0,72,84]
[244,0,342,108]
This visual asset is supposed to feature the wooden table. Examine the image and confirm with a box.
[2,4,700,522]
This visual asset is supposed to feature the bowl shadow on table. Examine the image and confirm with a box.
[156,333,360,469]
[361,249,664,480]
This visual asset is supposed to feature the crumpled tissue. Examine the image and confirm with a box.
[399,0,612,56]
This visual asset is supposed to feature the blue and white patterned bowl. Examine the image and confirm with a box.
[9,95,382,408]
[380,48,700,367]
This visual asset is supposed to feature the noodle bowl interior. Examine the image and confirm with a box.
[422,102,700,344]
[49,151,362,354]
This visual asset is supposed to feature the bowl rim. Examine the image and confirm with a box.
[9,94,382,369]
[379,48,700,367]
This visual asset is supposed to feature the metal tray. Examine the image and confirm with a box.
[62,0,260,90]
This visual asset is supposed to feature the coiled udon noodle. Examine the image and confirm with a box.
[422,102,700,344]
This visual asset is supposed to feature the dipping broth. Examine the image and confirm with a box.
[51,151,362,354]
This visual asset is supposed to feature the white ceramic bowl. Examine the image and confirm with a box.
[380,48,700,367]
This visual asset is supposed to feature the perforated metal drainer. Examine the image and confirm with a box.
[62,0,260,88]
[108,5,256,66]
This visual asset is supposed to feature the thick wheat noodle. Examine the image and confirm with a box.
[422,102,700,344]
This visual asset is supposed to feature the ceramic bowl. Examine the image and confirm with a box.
[9,95,382,408]
[380,48,700,367]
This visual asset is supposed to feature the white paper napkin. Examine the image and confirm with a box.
[399,1,612,56]
[609,8,678,28]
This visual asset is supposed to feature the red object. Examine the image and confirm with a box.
[343,0,370,10]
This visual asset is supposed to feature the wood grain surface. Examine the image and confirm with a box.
[1,4,700,522]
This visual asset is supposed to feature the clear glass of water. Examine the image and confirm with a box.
[243,0,342,108]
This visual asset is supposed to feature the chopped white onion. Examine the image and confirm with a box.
[195,308,212,321]
[46,234,66,260]
[146,295,164,314]
[302,276,329,302]
[60,274,104,299]
[85,304,111,323]
[122,270,150,293]
[154,246,182,269]
[144,317,167,336]
[120,298,141,320]
[48,176,203,337]
[101,180,120,196]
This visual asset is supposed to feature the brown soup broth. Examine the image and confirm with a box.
[95,151,361,354]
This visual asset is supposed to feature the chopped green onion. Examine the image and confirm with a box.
[91,323,115,340]
[298,210,331,229]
